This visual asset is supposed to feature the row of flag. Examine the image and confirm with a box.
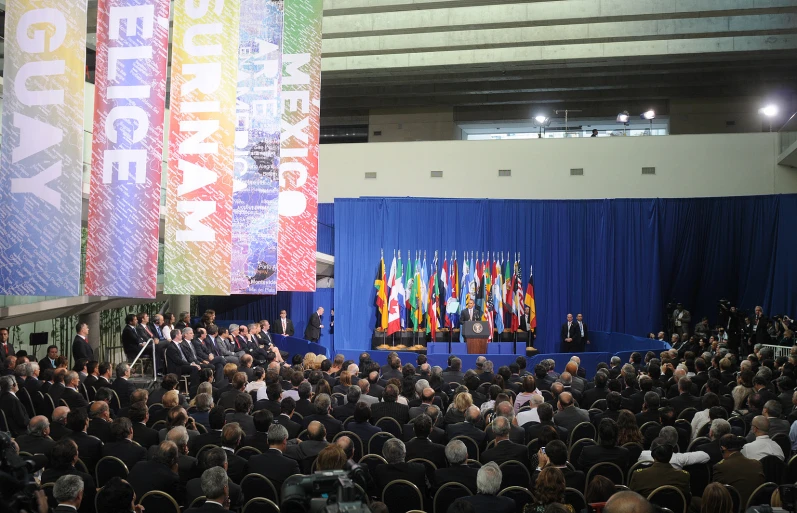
[374,251,537,341]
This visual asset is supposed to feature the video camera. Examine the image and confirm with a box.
[746,484,797,513]
[0,431,39,512]
[281,470,371,513]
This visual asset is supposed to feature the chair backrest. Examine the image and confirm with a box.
[686,437,711,453]
[241,473,279,503]
[590,399,607,410]
[359,454,388,477]
[343,416,354,428]
[626,460,653,484]
[498,486,535,512]
[368,432,395,456]
[383,479,423,513]
[433,482,472,513]
[95,456,129,487]
[109,389,121,411]
[0,410,8,432]
[568,438,595,465]
[138,490,181,513]
[408,457,438,484]
[565,487,586,512]
[41,482,57,509]
[787,454,797,484]
[297,429,309,441]
[647,485,687,513]
[485,439,496,451]
[639,421,661,438]
[677,408,697,422]
[242,497,281,513]
[771,433,791,459]
[376,417,403,437]
[728,416,747,435]
[746,482,779,510]
[190,496,207,508]
[682,462,711,498]
[673,420,691,452]
[586,462,625,486]
[724,485,742,513]
[236,446,263,459]
[75,458,89,474]
[151,420,167,430]
[334,431,365,462]
[466,459,481,468]
[18,387,35,417]
[498,460,531,489]
[196,444,219,463]
[332,393,345,406]
[570,422,596,447]
[527,438,541,465]
[760,455,786,484]
[195,422,208,434]
[696,422,710,438]
[622,442,643,463]
[451,435,480,460]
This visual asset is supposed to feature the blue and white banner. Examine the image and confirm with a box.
[230,0,284,294]
[0,0,88,295]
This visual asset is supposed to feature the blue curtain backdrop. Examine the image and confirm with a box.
[333,195,797,353]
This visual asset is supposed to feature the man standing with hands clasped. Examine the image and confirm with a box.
[560,314,579,353]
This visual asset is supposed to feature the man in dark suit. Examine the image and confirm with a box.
[189,406,226,456]
[480,416,529,468]
[165,337,200,391]
[577,419,630,472]
[435,439,479,492]
[51,473,87,512]
[574,313,588,351]
[72,324,94,363]
[374,438,429,510]
[62,372,88,412]
[184,466,231,513]
[274,310,295,336]
[16,415,56,469]
[185,448,244,511]
[459,299,481,325]
[244,410,273,453]
[553,392,590,432]
[294,382,315,417]
[166,425,200,485]
[129,401,160,449]
[485,402,525,445]
[532,440,585,493]
[39,345,59,371]
[87,401,113,443]
[304,307,324,342]
[110,363,136,408]
[302,393,343,441]
[347,402,383,446]
[226,393,256,438]
[446,405,487,451]
[273,397,302,440]
[65,408,103,474]
[285,421,329,472]
[332,386,361,421]
[219,423,247,484]
[695,418,731,465]
[0,328,14,361]
[127,440,184,505]
[121,314,145,362]
[669,377,702,416]
[50,406,73,442]
[405,413,447,469]
[454,462,515,513]
[247,424,300,489]
[371,384,410,425]
[560,313,579,353]
[253,382,282,416]
[103,417,147,471]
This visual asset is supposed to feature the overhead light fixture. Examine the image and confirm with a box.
[534,115,549,124]
[641,110,656,120]
[616,111,629,123]
[759,104,778,117]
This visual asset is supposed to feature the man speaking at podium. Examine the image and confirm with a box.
[459,299,481,324]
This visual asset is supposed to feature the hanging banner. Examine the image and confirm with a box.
[164,0,241,295]
[230,0,283,295]
[277,0,322,292]
[85,0,171,298]
[0,1,87,296]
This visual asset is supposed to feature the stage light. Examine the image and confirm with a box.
[641,110,655,120]
[616,111,629,123]
[759,104,778,117]
[534,115,549,124]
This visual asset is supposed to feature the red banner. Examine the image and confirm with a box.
[277,0,322,292]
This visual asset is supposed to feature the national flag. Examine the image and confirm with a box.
[441,258,450,328]
[427,256,439,340]
[459,258,472,342]
[504,257,513,309]
[397,254,406,329]
[387,257,403,335]
[409,256,419,330]
[510,259,521,332]
[482,256,492,321]
[494,261,505,334]
[420,257,429,318]
[448,254,459,328]
[405,257,414,328]
[475,258,484,313]
[375,256,388,330]
[485,286,495,341]
[525,265,537,330]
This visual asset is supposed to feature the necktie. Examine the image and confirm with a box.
[176,343,187,362]
[282,319,286,332]
[186,342,197,361]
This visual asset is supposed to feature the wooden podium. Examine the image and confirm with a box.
[461,321,489,354]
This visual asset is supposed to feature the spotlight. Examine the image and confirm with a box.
[534,115,549,124]
[616,111,629,123]
[641,110,655,120]
[759,104,778,117]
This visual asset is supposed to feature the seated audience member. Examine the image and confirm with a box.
[533,440,585,493]
[102,417,147,471]
[553,392,589,432]
[126,440,184,504]
[166,425,200,484]
[53,474,86,513]
[517,393,544,426]
[347,402,382,446]
[604,491,654,513]
[245,409,274,453]
[435,440,479,493]
[65,408,103,475]
[585,475,616,508]
[373,438,429,509]
[452,462,515,513]
[315,444,348,471]
[185,466,230,513]
[246,424,300,488]
[87,401,112,443]
[637,425,709,469]
[629,437,690,500]
[372,384,410,425]
[129,401,159,449]
[16,416,55,469]
[741,415,785,461]
[226,392,256,437]
[523,466,571,513]
[184,447,243,511]
[405,413,447,469]
[190,390,214,430]
[713,434,765,508]
[577,419,630,472]
[700,482,735,513]
[480,415,529,468]
[189,406,226,455]
[301,393,342,441]
[286,420,329,471]
[219,422,247,483]
[446,405,487,451]
[273,396,302,439]
[41,438,97,513]
[695,418,732,465]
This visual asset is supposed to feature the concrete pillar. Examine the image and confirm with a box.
[78,311,101,353]
[170,295,191,317]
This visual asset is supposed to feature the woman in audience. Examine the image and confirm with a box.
[515,375,540,414]
[700,483,734,513]
[524,467,574,513]
[302,352,316,370]
[334,371,352,394]
[329,354,345,375]
[585,475,615,511]
[162,313,175,341]
[616,410,643,445]
[315,379,332,397]
[444,391,473,425]
[189,383,213,407]
[189,392,213,430]
[315,444,348,471]
[400,377,416,404]
[732,370,754,410]
[313,354,327,370]
[480,385,503,414]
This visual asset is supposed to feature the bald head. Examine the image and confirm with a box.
[307,420,326,441]
[53,406,70,423]
[604,491,654,513]
[466,405,481,423]
[565,362,578,374]
[559,392,573,408]
[422,387,435,403]
[29,416,50,437]
[751,415,770,435]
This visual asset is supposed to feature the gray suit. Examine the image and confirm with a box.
[553,405,591,432]
[359,394,379,406]
[209,335,241,363]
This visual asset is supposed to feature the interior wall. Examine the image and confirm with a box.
[319,133,792,202]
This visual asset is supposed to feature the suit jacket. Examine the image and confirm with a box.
[560,321,579,346]
[302,413,342,441]
[103,438,147,470]
[480,439,529,469]
[0,342,15,360]
[406,437,447,470]
[459,308,482,324]
[374,462,428,508]
[133,422,160,450]
[372,401,410,425]
[696,439,723,466]
[273,413,302,440]
[41,466,96,513]
[304,312,322,341]
[72,335,94,362]
[122,325,144,357]
[285,439,329,469]
[127,459,184,505]
[713,452,766,508]
[165,342,191,374]
[332,401,358,421]
[247,448,300,488]
[485,423,525,445]
[189,429,223,456]
[457,494,515,513]
[1,391,29,436]
[445,422,487,450]
[669,393,702,416]
[68,431,104,472]
[629,461,690,500]
[577,445,630,472]
[50,422,72,442]
[39,357,57,371]
[111,377,136,408]
[294,398,315,417]
[435,464,479,493]
[347,421,382,445]
[186,482,242,512]
[274,318,295,336]
[60,387,88,411]
[553,405,590,432]
[87,418,112,443]
[226,412,256,438]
